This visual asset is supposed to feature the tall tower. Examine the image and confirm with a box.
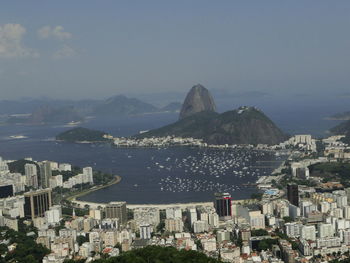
[214,193,232,220]
[39,161,52,189]
[287,184,299,207]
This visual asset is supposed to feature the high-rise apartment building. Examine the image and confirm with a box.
[39,161,52,189]
[25,163,38,188]
[214,193,232,220]
[105,202,127,225]
[139,224,152,239]
[287,184,299,207]
[24,188,52,219]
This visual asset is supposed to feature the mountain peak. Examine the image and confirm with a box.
[179,84,216,120]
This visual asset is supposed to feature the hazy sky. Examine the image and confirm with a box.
[1,1,350,101]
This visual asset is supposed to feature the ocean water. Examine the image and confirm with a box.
[0,111,342,203]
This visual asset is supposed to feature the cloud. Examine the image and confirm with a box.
[53,45,76,59]
[38,25,72,40]
[0,23,38,58]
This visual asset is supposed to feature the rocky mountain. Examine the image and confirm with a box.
[138,106,287,145]
[93,95,158,116]
[179,84,216,119]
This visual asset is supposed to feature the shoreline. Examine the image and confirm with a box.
[72,198,254,210]
[67,175,122,202]
[57,138,282,152]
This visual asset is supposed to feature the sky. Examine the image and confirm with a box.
[1,1,350,107]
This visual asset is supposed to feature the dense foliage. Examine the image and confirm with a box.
[8,159,40,175]
[309,162,350,186]
[251,229,269,236]
[257,238,278,251]
[56,127,110,142]
[0,226,50,263]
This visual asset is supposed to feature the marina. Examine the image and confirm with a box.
[0,121,286,204]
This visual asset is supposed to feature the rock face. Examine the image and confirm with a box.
[179,84,216,120]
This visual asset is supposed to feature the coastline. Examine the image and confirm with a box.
[67,175,122,202]
[72,198,255,210]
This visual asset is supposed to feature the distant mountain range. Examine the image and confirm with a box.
[138,85,287,145]
[328,111,350,121]
[93,95,158,116]
[6,105,83,125]
[2,95,182,125]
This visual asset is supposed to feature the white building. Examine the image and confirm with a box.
[24,163,38,188]
[139,224,152,239]
[208,212,219,228]
[193,220,209,233]
[45,205,62,225]
[342,229,350,245]
[318,223,334,238]
[188,208,197,227]
[301,225,316,241]
[285,222,301,238]
[82,167,94,184]
[164,218,183,233]
[59,163,72,171]
[165,207,182,219]
[320,202,331,214]
[344,206,350,220]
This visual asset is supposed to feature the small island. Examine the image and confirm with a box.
[56,127,111,143]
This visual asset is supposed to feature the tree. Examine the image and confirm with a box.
[156,221,165,233]
[283,216,293,223]
[257,239,277,252]
[77,235,88,246]
[251,229,268,236]
[251,193,263,201]
[0,243,7,255]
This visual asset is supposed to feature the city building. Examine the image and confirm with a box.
[39,161,52,189]
[105,202,127,225]
[214,193,232,220]
[287,184,299,207]
[25,163,38,188]
[139,224,152,239]
[165,218,184,233]
[24,188,52,219]
[300,225,316,241]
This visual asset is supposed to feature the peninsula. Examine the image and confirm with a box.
[56,127,111,143]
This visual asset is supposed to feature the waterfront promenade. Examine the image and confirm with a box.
[72,199,252,210]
